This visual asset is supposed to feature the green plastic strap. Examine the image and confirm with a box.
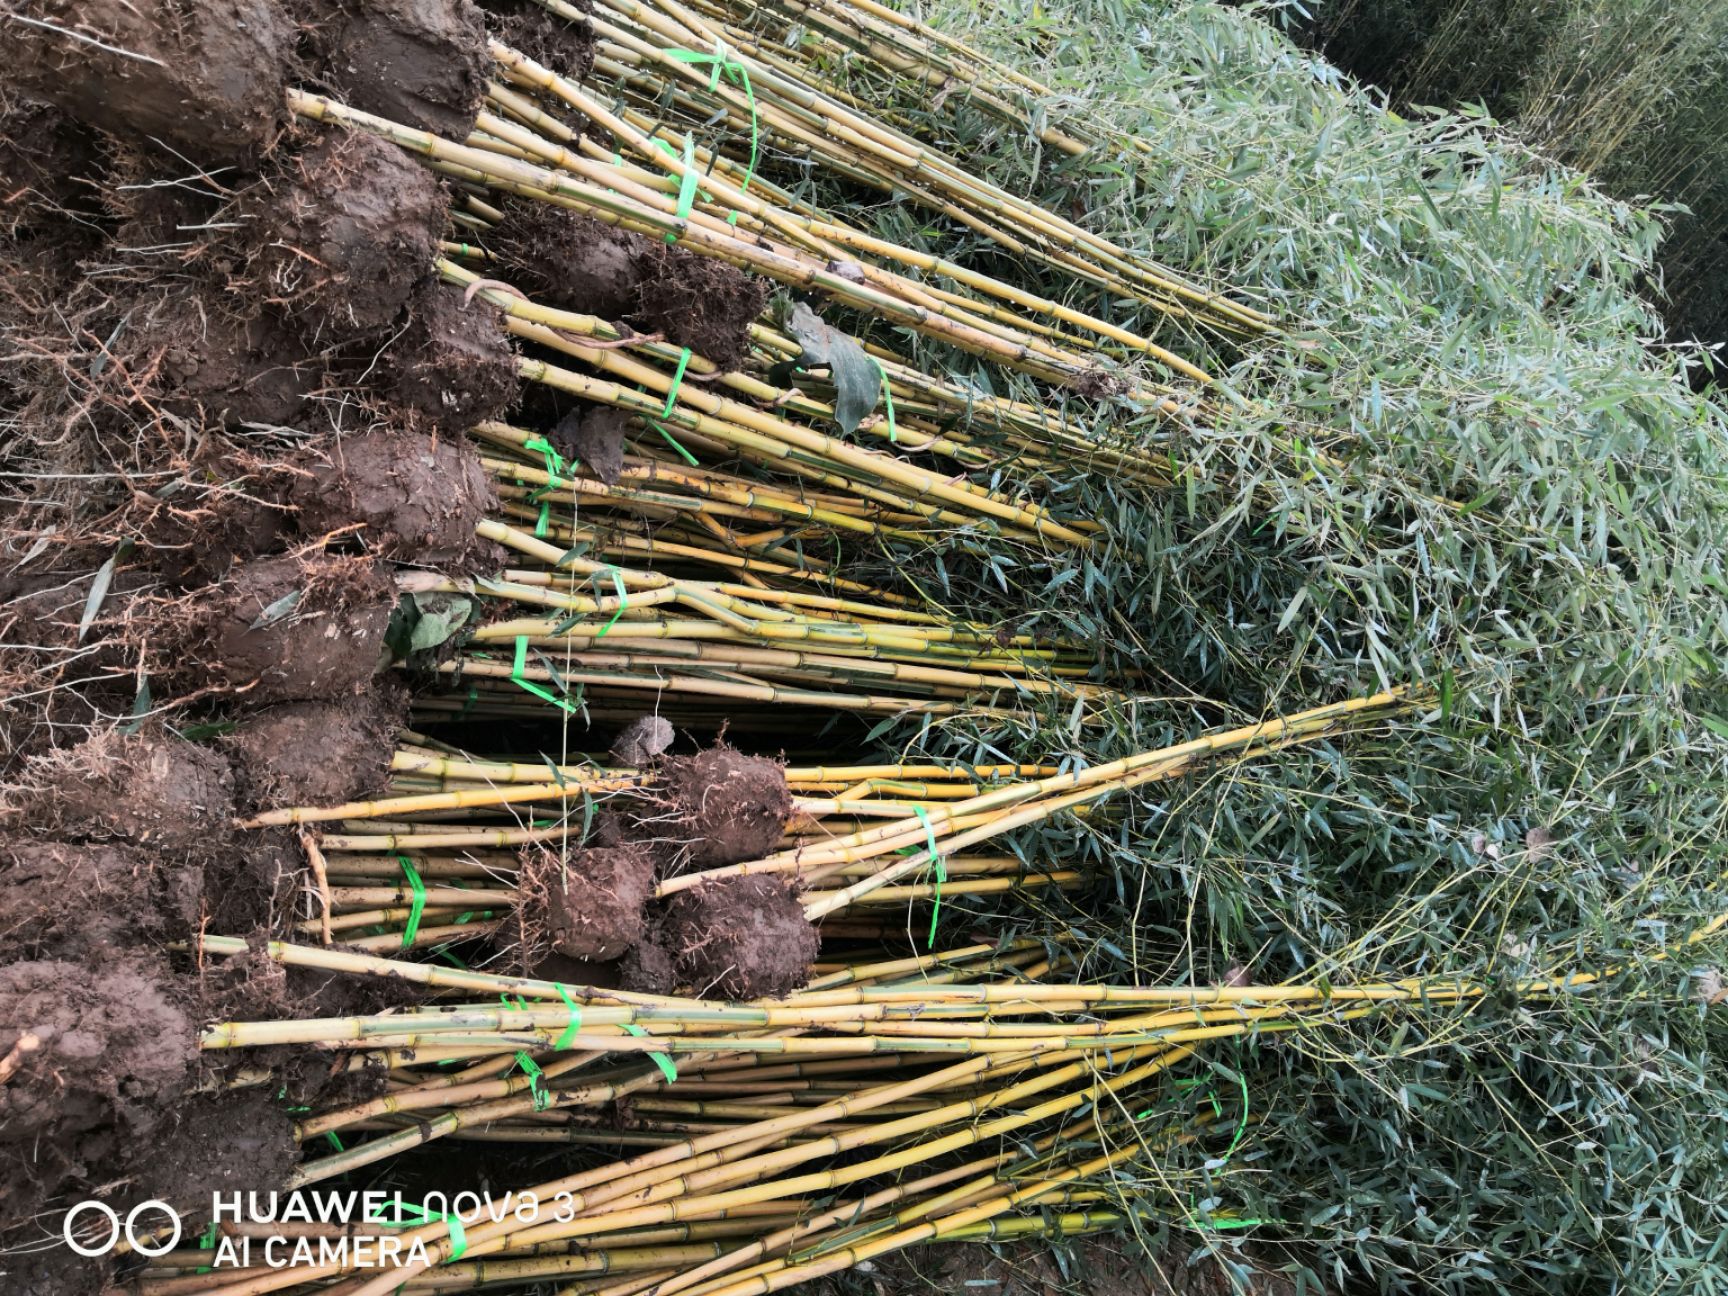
[514,1052,550,1111]
[667,38,759,218]
[196,1222,219,1273]
[622,1023,677,1081]
[661,347,692,418]
[397,855,426,948]
[377,1204,468,1263]
[648,420,700,466]
[875,361,898,444]
[665,135,700,244]
[523,435,568,486]
[597,569,629,637]
[554,983,583,1050]
[912,806,945,949]
[523,435,568,538]
[510,635,579,714]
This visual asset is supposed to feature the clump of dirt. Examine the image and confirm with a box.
[0,1229,114,1296]
[200,829,305,936]
[490,202,642,318]
[516,843,657,961]
[0,839,202,962]
[487,203,765,368]
[290,429,500,571]
[224,686,407,811]
[486,0,596,84]
[199,935,424,1105]
[165,552,394,704]
[550,403,630,485]
[529,949,619,990]
[386,278,520,433]
[635,243,769,371]
[309,0,490,140]
[5,731,235,854]
[142,455,296,587]
[618,934,677,994]
[246,128,447,337]
[123,288,323,430]
[651,745,792,866]
[122,1091,301,1219]
[661,875,818,999]
[0,955,195,1156]
[11,0,292,165]
[0,93,104,240]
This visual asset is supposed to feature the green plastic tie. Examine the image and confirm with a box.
[373,1203,468,1263]
[649,420,700,466]
[665,135,700,244]
[196,1222,219,1273]
[514,1052,550,1111]
[554,983,583,1050]
[667,38,759,220]
[397,855,426,948]
[523,435,568,486]
[523,435,568,538]
[511,634,579,714]
[597,569,629,637]
[661,347,692,418]
[622,1023,677,1081]
[912,805,945,949]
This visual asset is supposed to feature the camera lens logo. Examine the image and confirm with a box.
[62,1201,182,1258]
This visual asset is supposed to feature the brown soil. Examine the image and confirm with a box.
[0,1232,113,1296]
[653,746,793,867]
[386,277,520,433]
[124,288,323,431]
[517,843,657,961]
[0,95,104,239]
[199,828,306,937]
[661,875,818,999]
[487,0,597,84]
[142,455,296,587]
[309,0,490,141]
[199,935,422,1105]
[290,429,500,571]
[224,685,407,811]
[488,203,765,367]
[0,954,195,1164]
[11,0,291,165]
[122,1090,301,1220]
[618,935,677,994]
[245,128,447,338]
[167,552,394,704]
[636,243,769,371]
[550,403,631,485]
[490,202,642,318]
[0,839,202,963]
[530,949,621,990]
[6,732,235,855]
